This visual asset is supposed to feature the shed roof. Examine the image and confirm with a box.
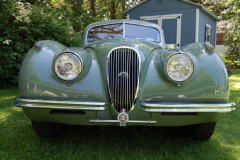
[124,0,220,21]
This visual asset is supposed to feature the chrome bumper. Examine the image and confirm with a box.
[141,102,236,113]
[89,120,157,124]
[15,98,108,111]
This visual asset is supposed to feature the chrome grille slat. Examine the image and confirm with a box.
[107,47,140,113]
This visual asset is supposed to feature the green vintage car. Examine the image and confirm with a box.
[15,19,235,141]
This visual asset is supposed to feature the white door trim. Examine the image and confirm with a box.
[195,9,199,42]
[140,14,182,47]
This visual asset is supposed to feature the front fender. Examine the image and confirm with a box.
[18,40,108,102]
[139,43,229,103]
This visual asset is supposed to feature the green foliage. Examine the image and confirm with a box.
[222,0,240,66]
[224,19,240,66]
[54,1,98,34]
[0,0,81,87]
[219,53,240,73]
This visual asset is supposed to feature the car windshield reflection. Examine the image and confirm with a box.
[87,23,161,44]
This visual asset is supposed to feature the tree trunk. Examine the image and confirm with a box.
[76,0,83,15]
[71,0,76,13]
[71,0,84,32]
[110,0,116,19]
[90,0,96,16]
[121,0,126,19]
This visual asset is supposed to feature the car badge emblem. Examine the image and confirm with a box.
[121,42,128,45]
[118,71,128,78]
[118,109,129,127]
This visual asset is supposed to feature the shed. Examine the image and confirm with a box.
[124,0,220,47]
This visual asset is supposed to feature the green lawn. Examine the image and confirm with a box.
[1,70,240,159]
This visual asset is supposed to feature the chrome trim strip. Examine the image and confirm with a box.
[89,120,157,124]
[141,102,236,113]
[123,21,125,39]
[15,98,107,111]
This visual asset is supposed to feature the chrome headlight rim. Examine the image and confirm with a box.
[54,51,83,81]
[165,52,194,83]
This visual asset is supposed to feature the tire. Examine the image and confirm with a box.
[188,122,217,141]
[31,121,66,137]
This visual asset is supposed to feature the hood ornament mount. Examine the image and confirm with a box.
[89,108,157,126]
[121,42,128,45]
[117,109,129,127]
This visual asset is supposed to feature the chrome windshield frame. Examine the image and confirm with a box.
[84,21,165,48]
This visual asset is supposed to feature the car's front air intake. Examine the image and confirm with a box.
[107,47,140,113]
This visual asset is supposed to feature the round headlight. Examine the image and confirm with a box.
[166,53,194,82]
[54,52,83,81]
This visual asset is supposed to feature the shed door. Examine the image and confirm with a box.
[141,14,182,48]
[162,19,177,45]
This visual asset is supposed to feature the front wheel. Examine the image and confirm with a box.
[188,122,217,141]
[31,121,66,137]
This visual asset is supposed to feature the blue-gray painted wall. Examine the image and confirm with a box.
[198,9,216,46]
[126,0,217,47]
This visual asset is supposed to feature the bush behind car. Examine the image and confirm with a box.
[0,0,82,88]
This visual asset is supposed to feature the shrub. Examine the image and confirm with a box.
[0,0,82,88]
[224,19,240,67]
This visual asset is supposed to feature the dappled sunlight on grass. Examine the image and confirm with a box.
[229,70,240,91]
[229,75,240,91]
[0,96,16,101]
[229,81,240,90]
[0,110,12,120]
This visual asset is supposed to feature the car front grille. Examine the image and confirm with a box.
[107,47,140,113]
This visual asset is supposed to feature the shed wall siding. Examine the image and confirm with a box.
[128,0,197,46]
[198,9,216,46]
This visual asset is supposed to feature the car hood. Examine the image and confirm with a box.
[84,39,164,90]
[85,39,163,62]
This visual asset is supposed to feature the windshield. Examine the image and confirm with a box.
[125,24,160,43]
[87,23,161,43]
[87,24,123,43]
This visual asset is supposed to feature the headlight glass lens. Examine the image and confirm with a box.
[166,54,194,82]
[54,53,82,81]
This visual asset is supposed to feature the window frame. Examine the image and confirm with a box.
[205,24,211,44]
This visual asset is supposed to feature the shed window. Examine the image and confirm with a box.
[205,24,211,44]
